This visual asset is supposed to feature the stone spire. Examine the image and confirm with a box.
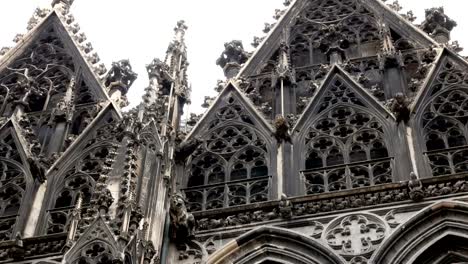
[141,20,190,131]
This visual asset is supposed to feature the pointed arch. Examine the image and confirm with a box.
[37,106,121,235]
[182,82,276,212]
[372,201,468,264]
[207,226,345,264]
[411,49,468,178]
[293,66,402,195]
[0,122,36,240]
[64,217,120,264]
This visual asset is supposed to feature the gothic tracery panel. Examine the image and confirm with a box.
[420,57,468,177]
[302,76,393,194]
[0,133,29,241]
[184,94,271,212]
[46,137,118,234]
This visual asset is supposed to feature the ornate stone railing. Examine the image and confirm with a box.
[0,215,17,242]
[46,207,73,235]
[425,146,468,177]
[194,173,468,232]
[0,233,66,262]
[183,176,271,212]
[301,158,394,194]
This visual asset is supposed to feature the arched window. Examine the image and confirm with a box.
[46,144,116,234]
[183,96,271,212]
[0,134,30,241]
[302,78,393,194]
[420,59,468,176]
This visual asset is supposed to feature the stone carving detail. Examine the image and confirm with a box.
[170,193,196,242]
[384,210,400,228]
[408,172,424,202]
[421,7,457,42]
[279,194,293,219]
[387,92,411,123]
[216,40,250,78]
[273,115,292,144]
[105,59,138,95]
[325,214,386,260]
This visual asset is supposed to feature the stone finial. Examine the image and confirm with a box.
[216,40,250,78]
[174,20,188,42]
[421,7,457,43]
[146,58,169,80]
[105,59,138,96]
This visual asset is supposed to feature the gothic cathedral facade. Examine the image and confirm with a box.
[0,0,467,263]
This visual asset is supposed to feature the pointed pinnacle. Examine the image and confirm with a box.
[174,20,188,42]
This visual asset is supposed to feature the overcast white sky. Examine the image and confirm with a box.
[1,0,468,117]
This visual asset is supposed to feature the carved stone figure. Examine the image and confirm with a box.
[273,115,292,144]
[170,193,196,242]
[279,194,293,219]
[389,92,411,124]
[408,172,424,202]
[421,7,457,42]
[174,138,202,164]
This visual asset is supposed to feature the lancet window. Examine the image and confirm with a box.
[45,117,118,234]
[184,96,271,212]
[421,59,468,176]
[302,77,393,194]
[0,134,29,241]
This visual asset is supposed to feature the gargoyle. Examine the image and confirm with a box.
[389,92,411,124]
[174,138,203,164]
[273,115,292,144]
[169,193,196,242]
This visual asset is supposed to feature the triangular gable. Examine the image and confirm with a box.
[47,102,121,174]
[412,48,468,114]
[64,216,119,262]
[0,9,110,104]
[140,119,162,151]
[185,81,274,142]
[294,65,394,132]
[238,0,438,77]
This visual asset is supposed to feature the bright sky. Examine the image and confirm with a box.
[1,0,467,118]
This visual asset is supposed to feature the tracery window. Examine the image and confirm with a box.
[45,114,118,234]
[0,134,29,241]
[183,96,271,212]
[71,242,115,264]
[420,59,468,176]
[302,77,393,194]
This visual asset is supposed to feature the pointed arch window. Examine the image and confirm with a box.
[183,96,271,212]
[302,78,393,194]
[419,59,468,177]
[0,134,31,241]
